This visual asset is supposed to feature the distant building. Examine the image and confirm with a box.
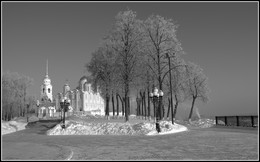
[40,60,53,102]
[56,76,105,115]
[39,60,56,117]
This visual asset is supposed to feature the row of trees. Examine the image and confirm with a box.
[2,71,35,121]
[87,9,210,122]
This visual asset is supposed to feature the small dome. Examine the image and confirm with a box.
[79,76,88,84]
[43,76,51,84]
[79,76,88,90]
[63,84,70,95]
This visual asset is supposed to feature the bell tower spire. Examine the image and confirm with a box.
[41,59,53,102]
[46,59,48,77]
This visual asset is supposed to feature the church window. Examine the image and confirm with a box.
[48,88,50,93]
[43,88,45,93]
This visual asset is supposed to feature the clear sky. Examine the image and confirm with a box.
[2,2,258,117]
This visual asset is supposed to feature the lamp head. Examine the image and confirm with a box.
[154,87,159,97]
[159,90,164,96]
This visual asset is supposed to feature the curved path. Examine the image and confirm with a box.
[2,119,258,160]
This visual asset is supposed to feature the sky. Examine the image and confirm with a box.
[2,2,258,117]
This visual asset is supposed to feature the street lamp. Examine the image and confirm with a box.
[60,97,70,129]
[27,103,30,122]
[149,87,161,133]
[36,100,40,117]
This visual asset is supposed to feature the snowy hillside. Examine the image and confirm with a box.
[176,118,216,128]
[2,120,27,135]
[47,118,189,136]
[2,116,39,135]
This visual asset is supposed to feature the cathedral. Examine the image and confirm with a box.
[38,60,105,117]
[56,76,105,115]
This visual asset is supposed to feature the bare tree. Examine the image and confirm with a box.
[184,62,210,122]
[86,46,116,120]
[165,58,187,122]
[143,14,183,120]
[106,9,144,122]
[2,71,34,121]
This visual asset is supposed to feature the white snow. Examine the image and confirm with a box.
[2,113,215,136]
[47,119,189,136]
[176,118,216,128]
[146,122,188,136]
[2,116,39,135]
[47,114,216,136]
[1,120,27,135]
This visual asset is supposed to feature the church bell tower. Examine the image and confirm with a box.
[40,60,53,102]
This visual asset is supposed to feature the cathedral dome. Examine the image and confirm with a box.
[79,76,88,90]
[63,83,70,95]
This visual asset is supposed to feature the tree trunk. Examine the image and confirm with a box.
[173,94,179,120]
[138,99,141,117]
[147,88,151,120]
[128,97,130,116]
[125,95,129,122]
[105,93,110,120]
[153,98,156,119]
[23,88,26,117]
[143,91,146,120]
[171,95,174,124]
[167,98,170,118]
[112,92,115,117]
[173,101,178,119]
[119,95,124,116]
[136,97,139,117]
[116,93,119,116]
[188,96,196,122]
[140,91,143,119]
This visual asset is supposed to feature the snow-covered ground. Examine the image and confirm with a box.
[47,119,188,136]
[2,113,216,136]
[1,116,39,135]
[2,120,27,135]
[176,118,216,128]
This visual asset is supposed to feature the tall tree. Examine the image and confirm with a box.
[143,14,183,120]
[184,62,210,122]
[106,9,144,122]
[86,46,116,120]
[165,58,187,122]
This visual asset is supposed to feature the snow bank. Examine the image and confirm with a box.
[1,120,28,135]
[176,118,216,128]
[146,121,188,136]
[47,120,188,136]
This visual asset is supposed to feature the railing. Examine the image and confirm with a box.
[215,115,258,127]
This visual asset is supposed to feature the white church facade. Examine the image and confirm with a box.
[38,60,56,117]
[38,60,105,117]
[56,76,105,116]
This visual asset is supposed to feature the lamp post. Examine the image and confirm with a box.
[60,97,70,129]
[166,53,174,124]
[150,87,161,133]
[159,90,164,120]
[27,103,30,122]
[36,100,40,117]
